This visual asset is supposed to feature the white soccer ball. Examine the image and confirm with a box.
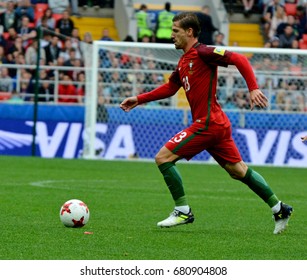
[59,199,90,227]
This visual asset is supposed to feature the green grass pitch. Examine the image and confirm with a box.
[0,156,306,260]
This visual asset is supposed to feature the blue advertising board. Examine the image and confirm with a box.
[0,104,306,167]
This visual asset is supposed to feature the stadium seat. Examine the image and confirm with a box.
[35,3,49,23]
[2,32,9,40]
[290,65,302,74]
[299,34,307,49]
[284,3,297,16]
[0,92,11,101]
[35,3,49,14]
[53,14,63,23]
[299,40,307,49]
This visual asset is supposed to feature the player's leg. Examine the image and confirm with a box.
[155,146,194,227]
[209,125,293,234]
[155,126,209,227]
[223,161,293,234]
[224,160,279,207]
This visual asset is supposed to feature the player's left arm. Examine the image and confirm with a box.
[228,52,268,110]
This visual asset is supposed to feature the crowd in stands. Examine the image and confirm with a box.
[0,0,306,112]
[0,0,95,104]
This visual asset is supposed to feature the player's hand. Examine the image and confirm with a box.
[120,96,138,112]
[249,89,268,110]
[301,136,307,142]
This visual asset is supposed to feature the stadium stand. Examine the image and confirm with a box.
[284,3,297,16]
[229,23,264,47]
[72,17,119,41]
[299,33,307,49]
[222,0,264,47]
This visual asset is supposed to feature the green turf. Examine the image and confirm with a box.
[0,156,305,260]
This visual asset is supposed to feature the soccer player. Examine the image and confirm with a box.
[120,12,293,234]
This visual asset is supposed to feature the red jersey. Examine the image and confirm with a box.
[137,43,259,129]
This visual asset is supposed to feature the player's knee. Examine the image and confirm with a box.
[225,161,247,180]
[155,147,178,165]
[229,171,244,180]
[155,152,164,165]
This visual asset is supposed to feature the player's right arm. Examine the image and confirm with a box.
[120,80,181,112]
[120,96,138,112]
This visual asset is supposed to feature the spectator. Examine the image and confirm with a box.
[82,31,93,44]
[0,67,14,93]
[4,27,18,53]
[123,34,134,42]
[48,0,69,14]
[242,0,255,17]
[16,15,37,48]
[155,2,175,43]
[75,71,85,103]
[213,32,226,46]
[100,28,113,41]
[38,16,54,48]
[15,0,35,28]
[279,23,299,48]
[38,69,54,102]
[0,1,18,32]
[276,14,300,38]
[59,37,81,62]
[70,0,81,17]
[58,74,78,103]
[55,9,75,38]
[25,40,46,65]
[79,0,105,8]
[234,89,249,109]
[135,4,153,42]
[44,35,61,65]
[70,27,82,52]
[96,94,109,123]
[0,45,8,64]
[36,7,56,30]
[268,5,287,39]
[295,5,307,37]
[196,5,218,45]
[0,0,18,11]
[80,31,93,59]
[8,35,24,56]
[19,69,34,101]
[264,35,281,47]
[63,47,77,79]
[262,0,285,40]
[71,27,81,41]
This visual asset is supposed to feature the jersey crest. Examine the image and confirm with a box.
[188,60,194,75]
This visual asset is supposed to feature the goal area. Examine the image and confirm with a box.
[83,41,307,167]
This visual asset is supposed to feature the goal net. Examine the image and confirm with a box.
[83,41,307,167]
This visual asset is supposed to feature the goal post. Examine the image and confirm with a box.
[83,41,98,159]
[83,41,181,159]
[83,41,307,166]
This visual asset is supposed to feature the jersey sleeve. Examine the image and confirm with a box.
[197,45,258,91]
[137,80,181,104]
[227,52,259,91]
[197,46,232,67]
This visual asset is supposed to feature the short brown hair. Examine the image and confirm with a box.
[172,12,200,38]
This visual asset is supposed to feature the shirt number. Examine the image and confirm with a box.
[182,76,190,92]
[172,131,188,143]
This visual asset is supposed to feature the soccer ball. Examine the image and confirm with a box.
[59,199,90,227]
